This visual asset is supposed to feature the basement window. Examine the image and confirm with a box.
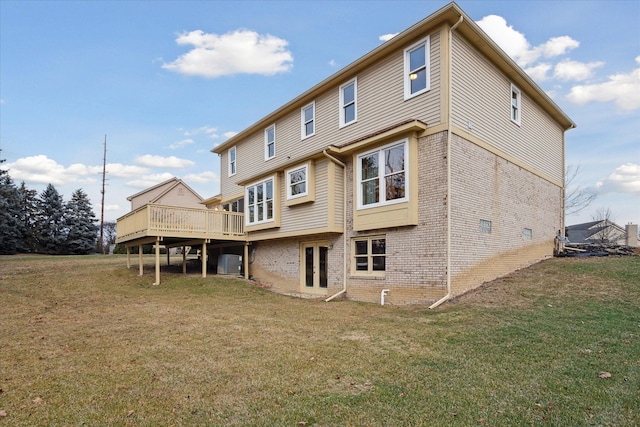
[523,228,532,240]
[352,236,386,277]
[480,219,492,234]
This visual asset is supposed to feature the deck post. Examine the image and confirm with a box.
[167,250,170,266]
[202,241,207,278]
[138,244,143,276]
[154,238,161,285]
[244,243,249,280]
[126,246,131,269]
[182,246,187,274]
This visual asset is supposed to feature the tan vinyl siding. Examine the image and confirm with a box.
[219,31,442,202]
[247,159,341,239]
[450,34,564,183]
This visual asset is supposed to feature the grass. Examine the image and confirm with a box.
[0,254,638,426]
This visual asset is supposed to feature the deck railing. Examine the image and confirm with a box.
[116,204,245,243]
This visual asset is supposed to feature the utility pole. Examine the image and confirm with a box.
[99,135,107,254]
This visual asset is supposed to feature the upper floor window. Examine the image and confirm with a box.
[246,177,274,225]
[286,164,308,200]
[301,101,315,139]
[265,124,275,160]
[357,139,407,209]
[339,78,357,127]
[404,36,430,99]
[228,146,236,177]
[511,84,521,125]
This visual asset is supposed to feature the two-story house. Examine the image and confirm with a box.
[117,2,574,306]
[210,1,574,306]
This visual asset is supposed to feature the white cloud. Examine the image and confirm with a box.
[328,59,337,67]
[379,33,398,42]
[567,56,640,111]
[525,63,552,81]
[168,139,194,149]
[223,131,238,139]
[183,125,218,137]
[1,155,151,186]
[184,171,219,184]
[596,163,640,194]
[162,29,293,78]
[476,15,578,67]
[553,59,604,81]
[134,154,195,168]
[126,173,176,188]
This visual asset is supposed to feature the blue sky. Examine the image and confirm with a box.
[1,0,638,227]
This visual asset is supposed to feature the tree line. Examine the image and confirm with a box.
[0,155,100,255]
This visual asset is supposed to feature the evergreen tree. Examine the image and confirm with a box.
[16,182,38,253]
[35,184,67,254]
[65,189,98,254]
[0,157,21,254]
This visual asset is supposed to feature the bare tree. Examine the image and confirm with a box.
[591,208,622,243]
[565,164,597,216]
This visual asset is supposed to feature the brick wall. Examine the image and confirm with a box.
[449,133,562,295]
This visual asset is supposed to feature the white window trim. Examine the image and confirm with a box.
[286,164,309,200]
[403,36,430,100]
[245,175,276,226]
[511,84,522,126]
[356,138,409,210]
[339,77,357,128]
[228,146,236,177]
[264,124,276,161]
[301,101,316,139]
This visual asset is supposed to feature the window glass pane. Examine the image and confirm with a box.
[267,127,274,142]
[265,180,273,199]
[372,256,385,271]
[267,143,274,158]
[248,206,255,223]
[266,200,273,220]
[360,154,378,180]
[355,256,368,271]
[385,146,404,174]
[385,173,405,200]
[237,198,244,213]
[344,104,355,123]
[305,122,314,136]
[371,239,385,254]
[343,83,354,104]
[410,68,427,94]
[362,180,379,205]
[290,168,305,183]
[257,184,263,203]
[230,148,236,161]
[292,182,306,195]
[248,188,254,205]
[409,45,425,71]
[319,247,328,288]
[355,240,368,255]
[305,247,314,287]
[304,106,313,122]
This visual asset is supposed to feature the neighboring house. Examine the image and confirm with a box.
[126,177,204,210]
[566,220,636,246]
[117,2,575,305]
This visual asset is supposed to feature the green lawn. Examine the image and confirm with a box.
[0,254,638,426]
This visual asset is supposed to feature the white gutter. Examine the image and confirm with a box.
[429,14,464,310]
[323,149,348,302]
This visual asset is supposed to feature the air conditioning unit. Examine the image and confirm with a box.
[217,254,242,275]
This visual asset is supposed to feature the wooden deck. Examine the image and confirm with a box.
[116,204,246,245]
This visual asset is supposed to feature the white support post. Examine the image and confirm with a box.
[244,243,249,280]
[202,242,207,278]
[182,246,187,274]
[154,238,161,285]
[138,245,143,276]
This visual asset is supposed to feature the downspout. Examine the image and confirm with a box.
[323,149,348,302]
[430,14,463,309]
